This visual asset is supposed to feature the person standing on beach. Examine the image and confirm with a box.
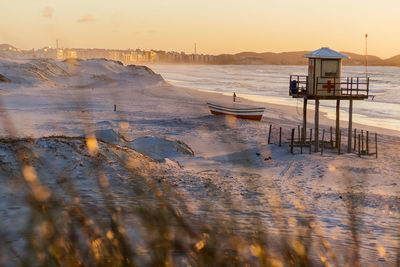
[233,92,237,102]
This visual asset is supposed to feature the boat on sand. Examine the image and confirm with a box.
[207,102,265,121]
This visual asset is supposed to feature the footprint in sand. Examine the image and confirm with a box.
[289,162,304,178]
[279,163,291,177]
[310,163,325,179]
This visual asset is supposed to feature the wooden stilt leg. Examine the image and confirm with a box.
[335,100,340,148]
[321,129,325,155]
[303,98,307,142]
[291,128,295,154]
[315,99,320,152]
[348,100,353,153]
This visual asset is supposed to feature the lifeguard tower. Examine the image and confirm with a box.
[289,47,369,152]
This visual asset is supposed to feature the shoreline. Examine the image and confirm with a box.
[168,83,400,138]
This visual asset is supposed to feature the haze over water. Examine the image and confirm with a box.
[151,65,400,133]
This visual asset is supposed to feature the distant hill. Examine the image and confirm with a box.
[232,51,308,65]
[0,44,17,51]
[383,55,400,66]
[228,51,400,66]
[340,52,383,66]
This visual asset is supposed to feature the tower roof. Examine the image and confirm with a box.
[303,47,349,59]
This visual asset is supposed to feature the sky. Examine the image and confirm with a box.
[1,0,400,58]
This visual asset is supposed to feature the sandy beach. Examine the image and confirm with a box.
[0,58,398,265]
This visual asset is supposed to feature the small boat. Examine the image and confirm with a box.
[207,102,265,121]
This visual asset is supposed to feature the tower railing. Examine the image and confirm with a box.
[315,77,369,97]
[289,75,369,98]
[289,75,308,97]
[341,77,369,97]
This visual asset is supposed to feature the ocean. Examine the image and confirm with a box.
[150,64,400,132]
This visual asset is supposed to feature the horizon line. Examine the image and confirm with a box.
[2,43,399,61]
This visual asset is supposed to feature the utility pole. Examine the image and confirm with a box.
[56,39,59,49]
[365,33,368,78]
[194,43,197,54]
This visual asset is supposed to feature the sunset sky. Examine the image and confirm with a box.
[2,0,400,58]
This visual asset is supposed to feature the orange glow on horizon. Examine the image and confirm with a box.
[1,0,400,59]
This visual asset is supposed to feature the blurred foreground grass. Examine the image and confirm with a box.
[0,135,316,266]
[1,137,393,267]
[0,103,398,267]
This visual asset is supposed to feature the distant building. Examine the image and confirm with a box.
[137,51,145,62]
[64,50,77,59]
[56,50,64,60]
[0,45,221,65]
[122,52,131,63]
[150,51,158,62]
[108,51,121,61]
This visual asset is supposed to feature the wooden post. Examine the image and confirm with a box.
[315,99,320,152]
[361,130,364,152]
[375,133,378,158]
[303,98,307,142]
[290,128,295,154]
[114,104,117,112]
[335,100,340,148]
[366,131,369,154]
[321,129,325,155]
[348,99,353,153]
[298,125,300,143]
[309,129,312,154]
[300,139,303,154]
[268,124,272,144]
[279,127,282,147]
[358,134,361,157]
[354,128,357,151]
[338,130,341,155]
[330,126,333,148]
[301,127,303,143]
[300,128,303,154]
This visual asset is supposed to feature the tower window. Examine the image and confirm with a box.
[321,59,339,77]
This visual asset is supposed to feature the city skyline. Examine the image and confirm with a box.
[3,45,399,67]
[2,0,400,59]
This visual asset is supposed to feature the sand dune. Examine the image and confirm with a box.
[0,57,165,88]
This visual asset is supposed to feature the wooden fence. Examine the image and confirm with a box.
[267,124,378,158]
